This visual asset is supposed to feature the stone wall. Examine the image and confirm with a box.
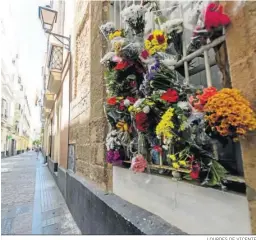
[69,1,112,191]
[224,1,256,234]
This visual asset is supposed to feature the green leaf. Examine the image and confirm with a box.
[183,174,192,181]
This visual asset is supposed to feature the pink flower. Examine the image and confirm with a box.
[126,97,137,104]
[112,56,122,62]
[131,154,147,173]
[119,100,125,110]
[141,50,149,59]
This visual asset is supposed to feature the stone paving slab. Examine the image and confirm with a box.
[1,152,81,235]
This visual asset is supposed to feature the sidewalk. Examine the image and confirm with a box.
[1,151,81,235]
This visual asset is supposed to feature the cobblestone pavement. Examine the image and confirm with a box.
[1,151,81,235]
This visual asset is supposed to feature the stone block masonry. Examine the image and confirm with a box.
[69,1,111,191]
[224,1,256,234]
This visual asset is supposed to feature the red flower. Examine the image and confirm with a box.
[153,145,162,154]
[126,97,137,104]
[160,89,179,103]
[198,87,217,105]
[141,50,149,59]
[188,155,195,162]
[156,34,165,44]
[148,34,154,41]
[119,100,125,111]
[190,162,200,179]
[107,97,117,105]
[203,3,230,30]
[135,112,149,132]
[114,61,129,70]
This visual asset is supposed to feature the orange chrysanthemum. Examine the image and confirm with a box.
[204,88,256,139]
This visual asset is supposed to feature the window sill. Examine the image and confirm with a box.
[113,166,250,234]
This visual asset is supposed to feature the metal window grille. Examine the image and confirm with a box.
[48,45,63,71]
[109,1,224,85]
[108,1,243,177]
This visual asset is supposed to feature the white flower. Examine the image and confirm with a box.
[161,58,177,69]
[161,19,183,34]
[100,22,115,36]
[177,101,189,110]
[143,106,150,114]
[162,145,168,150]
[109,142,114,150]
[124,99,131,107]
[100,52,115,64]
[134,98,145,108]
[121,5,147,25]
[163,138,171,145]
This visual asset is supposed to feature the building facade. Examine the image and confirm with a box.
[41,0,256,234]
[1,2,32,157]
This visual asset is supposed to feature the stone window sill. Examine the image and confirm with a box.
[113,166,251,234]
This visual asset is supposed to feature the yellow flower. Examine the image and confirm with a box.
[152,30,164,37]
[156,108,175,140]
[144,40,151,50]
[179,123,186,131]
[116,121,128,132]
[151,39,158,46]
[109,30,122,40]
[172,162,179,169]
[144,100,155,106]
[128,106,134,112]
[148,48,156,56]
[179,160,187,167]
[114,42,123,53]
[169,154,176,161]
[162,42,168,50]
[116,96,124,100]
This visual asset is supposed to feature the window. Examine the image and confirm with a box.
[108,1,243,185]
[1,98,7,118]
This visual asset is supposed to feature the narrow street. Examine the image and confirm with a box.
[1,151,81,235]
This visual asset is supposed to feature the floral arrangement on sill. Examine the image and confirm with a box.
[99,2,256,189]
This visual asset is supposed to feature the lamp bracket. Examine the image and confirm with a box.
[46,30,71,51]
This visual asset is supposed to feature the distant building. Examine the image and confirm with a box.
[1,2,32,156]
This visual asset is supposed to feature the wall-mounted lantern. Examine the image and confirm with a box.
[38,5,71,51]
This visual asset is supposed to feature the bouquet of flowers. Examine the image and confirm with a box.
[144,30,168,56]
[106,130,125,165]
[98,12,255,189]
[121,5,147,35]
[189,87,218,112]
[109,29,125,41]
[161,19,183,59]
[204,88,256,141]
[100,22,115,38]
